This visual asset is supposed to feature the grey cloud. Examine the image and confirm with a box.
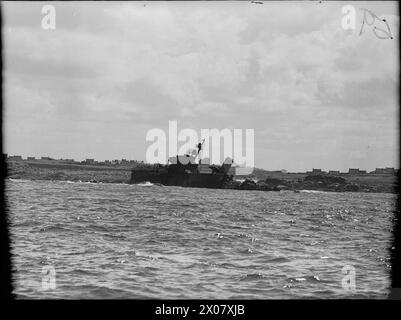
[317,76,398,109]
[6,54,99,79]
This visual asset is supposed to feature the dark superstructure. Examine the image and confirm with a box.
[130,142,233,188]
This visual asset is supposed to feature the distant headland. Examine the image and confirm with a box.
[3,154,398,193]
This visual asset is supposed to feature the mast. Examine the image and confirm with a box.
[195,139,205,162]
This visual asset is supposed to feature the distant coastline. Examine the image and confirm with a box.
[5,158,397,194]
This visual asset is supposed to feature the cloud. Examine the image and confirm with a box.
[2,1,399,171]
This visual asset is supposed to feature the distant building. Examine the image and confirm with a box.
[27,157,36,161]
[105,160,111,164]
[311,168,323,174]
[9,155,23,161]
[328,170,340,175]
[348,168,366,174]
[41,156,54,161]
[129,160,137,164]
[385,167,395,174]
[373,168,395,174]
[85,159,95,164]
[121,159,129,164]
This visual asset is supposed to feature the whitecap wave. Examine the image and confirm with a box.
[137,181,154,187]
[298,190,327,194]
[8,178,30,183]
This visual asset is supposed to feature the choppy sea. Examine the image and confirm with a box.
[6,179,395,299]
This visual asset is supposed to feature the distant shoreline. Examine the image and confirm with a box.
[7,160,132,184]
[6,159,397,194]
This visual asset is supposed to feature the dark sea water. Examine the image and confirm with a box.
[6,179,395,299]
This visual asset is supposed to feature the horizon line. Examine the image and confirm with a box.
[3,153,399,173]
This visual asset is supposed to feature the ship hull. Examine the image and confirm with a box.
[130,164,230,189]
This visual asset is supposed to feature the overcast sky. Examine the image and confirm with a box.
[2,1,399,172]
